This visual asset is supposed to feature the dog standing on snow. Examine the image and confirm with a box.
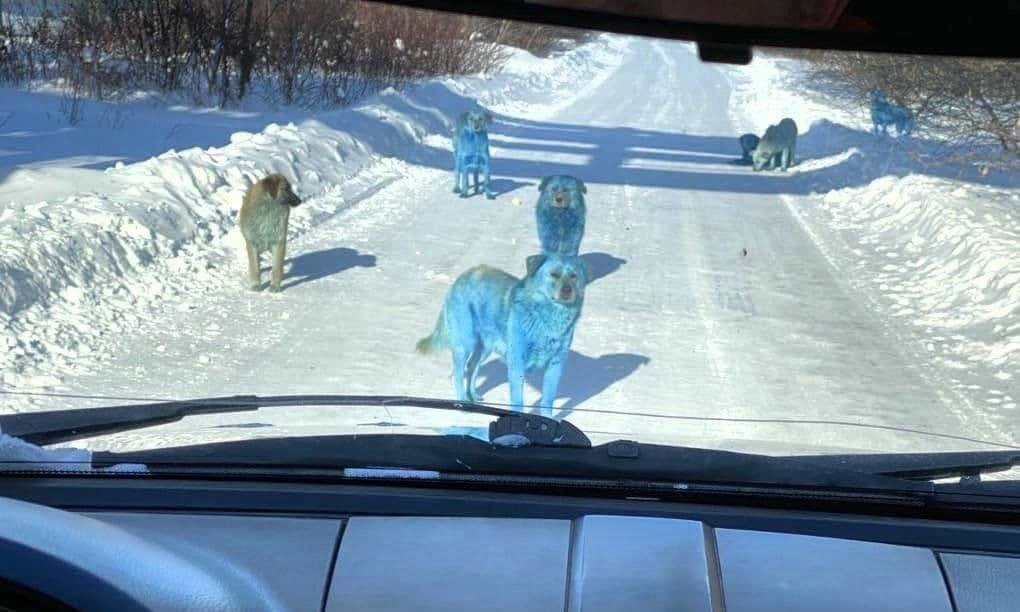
[752,118,798,171]
[416,253,590,415]
[452,110,494,199]
[870,89,914,137]
[535,175,587,256]
[239,174,301,292]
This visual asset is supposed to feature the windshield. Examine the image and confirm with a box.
[0,2,1017,464]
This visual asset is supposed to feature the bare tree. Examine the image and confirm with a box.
[0,0,574,112]
[781,48,1020,165]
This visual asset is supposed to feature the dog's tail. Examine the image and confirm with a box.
[415,313,448,355]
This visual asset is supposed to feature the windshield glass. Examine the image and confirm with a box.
[0,2,1016,462]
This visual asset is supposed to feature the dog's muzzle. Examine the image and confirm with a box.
[552,193,568,208]
[557,287,576,302]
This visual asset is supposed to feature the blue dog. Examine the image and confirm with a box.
[870,90,913,136]
[416,253,590,415]
[452,110,494,199]
[536,175,587,256]
[739,133,760,163]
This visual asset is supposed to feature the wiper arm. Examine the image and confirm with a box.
[0,394,591,449]
[788,450,1020,482]
[96,434,936,497]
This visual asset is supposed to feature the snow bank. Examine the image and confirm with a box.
[464,36,629,117]
[813,177,1020,383]
[725,50,1020,413]
[0,35,626,386]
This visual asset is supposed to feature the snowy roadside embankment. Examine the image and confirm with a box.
[0,35,627,388]
[724,51,1019,418]
[808,177,1019,388]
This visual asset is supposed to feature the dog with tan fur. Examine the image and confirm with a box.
[239,174,301,292]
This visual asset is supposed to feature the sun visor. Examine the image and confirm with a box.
[525,0,849,30]
[366,0,1020,58]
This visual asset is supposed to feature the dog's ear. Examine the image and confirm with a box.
[264,175,281,199]
[484,111,493,126]
[526,254,547,277]
[538,176,552,192]
[571,256,591,284]
[575,178,587,194]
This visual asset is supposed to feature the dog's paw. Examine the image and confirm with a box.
[452,186,461,194]
[535,405,554,419]
[249,283,263,292]
[486,193,495,200]
[268,285,282,294]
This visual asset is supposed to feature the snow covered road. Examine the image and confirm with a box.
[4,37,1016,455]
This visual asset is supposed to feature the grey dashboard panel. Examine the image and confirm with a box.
[939,553,1020,612]
[325,516,571,612]
[88,512,341,612]
[25,507,1015,612]
[715,528,954,612]
[567,515,713,612]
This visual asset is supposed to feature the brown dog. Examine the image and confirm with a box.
[238,174,301,292]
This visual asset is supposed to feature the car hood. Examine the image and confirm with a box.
[51,407,884,458]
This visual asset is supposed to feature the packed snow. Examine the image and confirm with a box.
[0,37,626,387]
[727,51,1020,444]
[0,421,147,472]
[0,34,1017,457]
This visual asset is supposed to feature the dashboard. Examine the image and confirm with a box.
[2,478,1020,611]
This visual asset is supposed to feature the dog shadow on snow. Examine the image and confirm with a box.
[272,247,376,291]
[350,82,1020,195]
[582,252,627,284]
[487,177,531,196]
[472,351,651,420]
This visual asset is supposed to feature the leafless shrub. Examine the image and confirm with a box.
[764,47,1020,166]
[472,20,590,57]
[0,0,61,84]
[346,3,506,82]
[0,0,559,112]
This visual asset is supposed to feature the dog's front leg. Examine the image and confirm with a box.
[453,154,462,194]
[483,157,494,200]
[539,355,566,419]
[269,235,287,293]
[457,165,468,198]
[506,340,527,412]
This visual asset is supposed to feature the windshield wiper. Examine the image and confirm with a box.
[91,433,936,497]
[3,395,945,497]
[0,394,591,449]
[789,450,1020,483]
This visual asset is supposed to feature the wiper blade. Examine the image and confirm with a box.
[788,450,1020,482]
[94,434,935,496]
[0,394,591,449]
